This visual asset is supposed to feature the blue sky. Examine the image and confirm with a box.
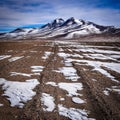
[0,0,120,32]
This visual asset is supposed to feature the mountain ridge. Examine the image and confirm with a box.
[0,17,120,40]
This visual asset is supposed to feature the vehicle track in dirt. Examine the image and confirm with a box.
[0,40,120,120]
[74,64,120,120]
[18,42,61,120]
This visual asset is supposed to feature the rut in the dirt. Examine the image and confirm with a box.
[18,43,60,120]
[74,63,120,120]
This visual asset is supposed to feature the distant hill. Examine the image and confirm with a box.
[0,17,120,40]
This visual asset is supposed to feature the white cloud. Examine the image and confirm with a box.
[0,0,120,29]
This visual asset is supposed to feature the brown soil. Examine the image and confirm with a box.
[0,40,120,120]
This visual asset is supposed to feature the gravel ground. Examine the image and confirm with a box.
[0,40,120,120]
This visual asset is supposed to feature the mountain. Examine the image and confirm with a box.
[41,18,64,29]
[0,17,120,40]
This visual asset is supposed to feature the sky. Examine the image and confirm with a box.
[0,0,120,32]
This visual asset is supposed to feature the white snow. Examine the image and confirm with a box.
[83,53,116,60]
[42,51,51,59]
[66,30,90,39]
[58,52,83,59]
[58,52,69,59]
[58,83,83,96]
[103,90,109,96]
[59,67,80,81]
[33,73,41,75]
[72,97,85,104]
[46,82,83,96]
[8,56,24,62]
[41,93,55,112]
[0,55,11,60]
[31,66,44,72]
[92,79,97,82]
[101,63,120,74]
[64,62,73,66]
[8,50,13,52]
[84,24,101,33]
[10,72,40,77]
[0,104,4,107]
[104,86,120,95]
[71,54,83,58]
[10,72,32,77]
[57,43,120,83]
[109,55,120,59]
[111,86,120,94]
[46,82,57,86]
[66,58,120,82]
[60,98,65,101]
[84,61,120,82]
[78,48,120,55]
[58,104,95,120]
[59,48,64,52]
[52,70,61,73]
[0,78,39,108]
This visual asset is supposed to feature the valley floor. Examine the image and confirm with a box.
[0,40,120,120]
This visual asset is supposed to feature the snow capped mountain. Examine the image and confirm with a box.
[61,17,83,26]
[0,17,120,40]
[42,18,64,29]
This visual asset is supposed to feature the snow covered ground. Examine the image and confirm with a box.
[31,66,44,72]
[42,51,52,60]
[58,104,95,120]
[0,55,11,60]
[0,40,120,120]
[8,56,24,62]
[59,67,80,81]
[46,82,83,96]
[41,93,55,112]
[57,42,120,83]
[0,78,39,108]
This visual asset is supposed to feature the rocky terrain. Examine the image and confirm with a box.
[0,40,120,120]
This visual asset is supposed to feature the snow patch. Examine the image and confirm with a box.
[0,104,4,107]
[59,67,80,81]
[111,86,120,94]
[72,97,85,104]
[0,55,11,60]
[42,51,52,59]
[103,90,109,96]
[67,58,119,82]
[0,78,39,108]
[31,66,44,72]
[41,93,55,112]
[8,56,24,62]
[46,82,83,96]
[59,48,64,52]
[46,82,57,86]
[10,72,32,77]
[58,83,83,96]
[58,104,95,120]
[60,98,65,101]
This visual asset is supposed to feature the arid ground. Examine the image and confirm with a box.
[0,40,120,120]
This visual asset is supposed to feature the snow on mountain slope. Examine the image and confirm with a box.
[0,17,119,40]
[65,24,101,39]
[41,18,64,29]
[2,28,35,39]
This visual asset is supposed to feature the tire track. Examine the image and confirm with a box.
[18,42,60,120]
[74,63,120,120]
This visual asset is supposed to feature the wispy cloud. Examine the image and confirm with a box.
[0,0,120,32]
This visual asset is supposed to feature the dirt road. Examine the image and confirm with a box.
[0,40,120,120]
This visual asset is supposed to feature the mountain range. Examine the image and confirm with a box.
[0,17,120,40]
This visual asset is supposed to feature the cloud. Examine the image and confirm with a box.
[0,0,120,32]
